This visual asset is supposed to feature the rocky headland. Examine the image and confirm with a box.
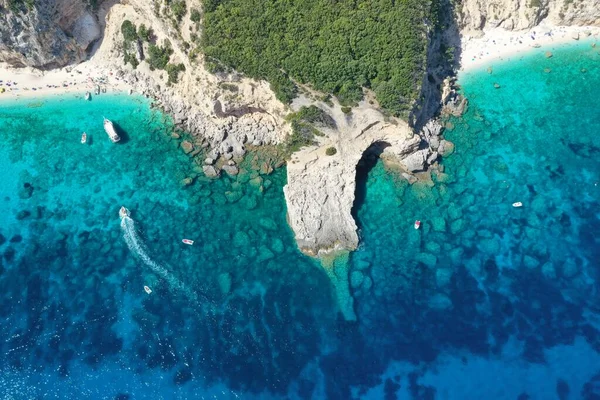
[1,0,599,320]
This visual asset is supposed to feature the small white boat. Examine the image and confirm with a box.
[81,132,87,144]
[103,117,121,143]
[85,92,91,100]
[119,206,129,219]
[95,85,100,95]
[182,239,194,245]
[512,202,523,208]
[144,286,152,294]
[414,220,421,230]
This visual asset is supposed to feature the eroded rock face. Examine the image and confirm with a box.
[0,0,101,68]
[283,106,423,256]
[460,0,600,33]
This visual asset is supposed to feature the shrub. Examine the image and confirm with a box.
[341,106,352,114]
[147,41,173,70]
[220,83,239,92]
[166,63,186,84]
[171,0,187,22]
[123,52,139,69]
[287,105,335,128]
[201,0,433,116]
[286,120,318,154]
[121,20,137,43]
[190,8,201,23]
[325,147,337,156]
[138,24,153,42]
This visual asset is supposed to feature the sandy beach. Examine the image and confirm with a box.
[460,24,600,72]
[0,61,132,99]
[1,23,598,100]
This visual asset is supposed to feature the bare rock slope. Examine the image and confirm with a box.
[0,0,101,68]
[460,0,600,34]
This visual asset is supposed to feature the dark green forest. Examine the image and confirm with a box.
[201,0,439,117]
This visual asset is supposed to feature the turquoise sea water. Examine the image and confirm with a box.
[0,40,599,399]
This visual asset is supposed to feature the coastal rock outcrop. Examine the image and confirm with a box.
[88,1,290,173]
[0,0,101,68]
[284,103,437,256]
[460,0,600,34]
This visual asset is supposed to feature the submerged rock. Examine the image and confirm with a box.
[436,268,453,287]
[523,255,540,270]
[271,238,284,253]
[233,231,250,248]
[438,140,455,156]
[350,270,364,289]
[16,210,31,220]
[259,217,277,231]
[257,246,275,262]
[217,273,232,295]
[541,262,557,279]
[362,276,373,291]
[180,177,194,186]
[428,293,452,310]
[202,165,220,178]
[414,252,437,268]
[224,190,243,203]
[222,165,239,176]
[181,141,194,154]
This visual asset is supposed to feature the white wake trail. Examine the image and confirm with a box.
[120,215,198,301]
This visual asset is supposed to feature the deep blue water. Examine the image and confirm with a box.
[0,40,599,399]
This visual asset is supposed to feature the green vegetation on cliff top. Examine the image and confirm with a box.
[201,0,437,117]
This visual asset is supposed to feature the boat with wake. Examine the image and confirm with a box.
[104,117,121,143]
[119,206,130,219]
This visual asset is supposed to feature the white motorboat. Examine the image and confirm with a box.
[119,206,129,219]
[85,92,91,100]
[144,286,152,294]
[512,202,523,208]
[103,117,121,143]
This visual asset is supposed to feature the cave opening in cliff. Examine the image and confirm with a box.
[351,141,391,230]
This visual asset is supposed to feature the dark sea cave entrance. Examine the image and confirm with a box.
[351,141,391,231]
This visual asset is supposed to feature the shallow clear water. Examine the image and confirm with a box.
[0,40,599,399]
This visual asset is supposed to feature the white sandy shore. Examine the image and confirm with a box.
[0,61,132,100]
[1,23,598,100]
[460,25,600,72]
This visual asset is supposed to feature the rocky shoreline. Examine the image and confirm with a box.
[1,1,597,259]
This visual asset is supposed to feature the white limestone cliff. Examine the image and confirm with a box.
[459,0,600,35]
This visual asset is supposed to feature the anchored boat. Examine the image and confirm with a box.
[85,92,91,100]
[144,286,152,294]
[81,132,87,144]
[182,239,194,245]
[103,117,121,143]
[512,202,523,208]
[414,220,421,230]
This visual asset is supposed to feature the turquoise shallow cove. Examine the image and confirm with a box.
[0,40,599,399]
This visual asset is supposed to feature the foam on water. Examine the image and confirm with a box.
[120,214,192,299]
